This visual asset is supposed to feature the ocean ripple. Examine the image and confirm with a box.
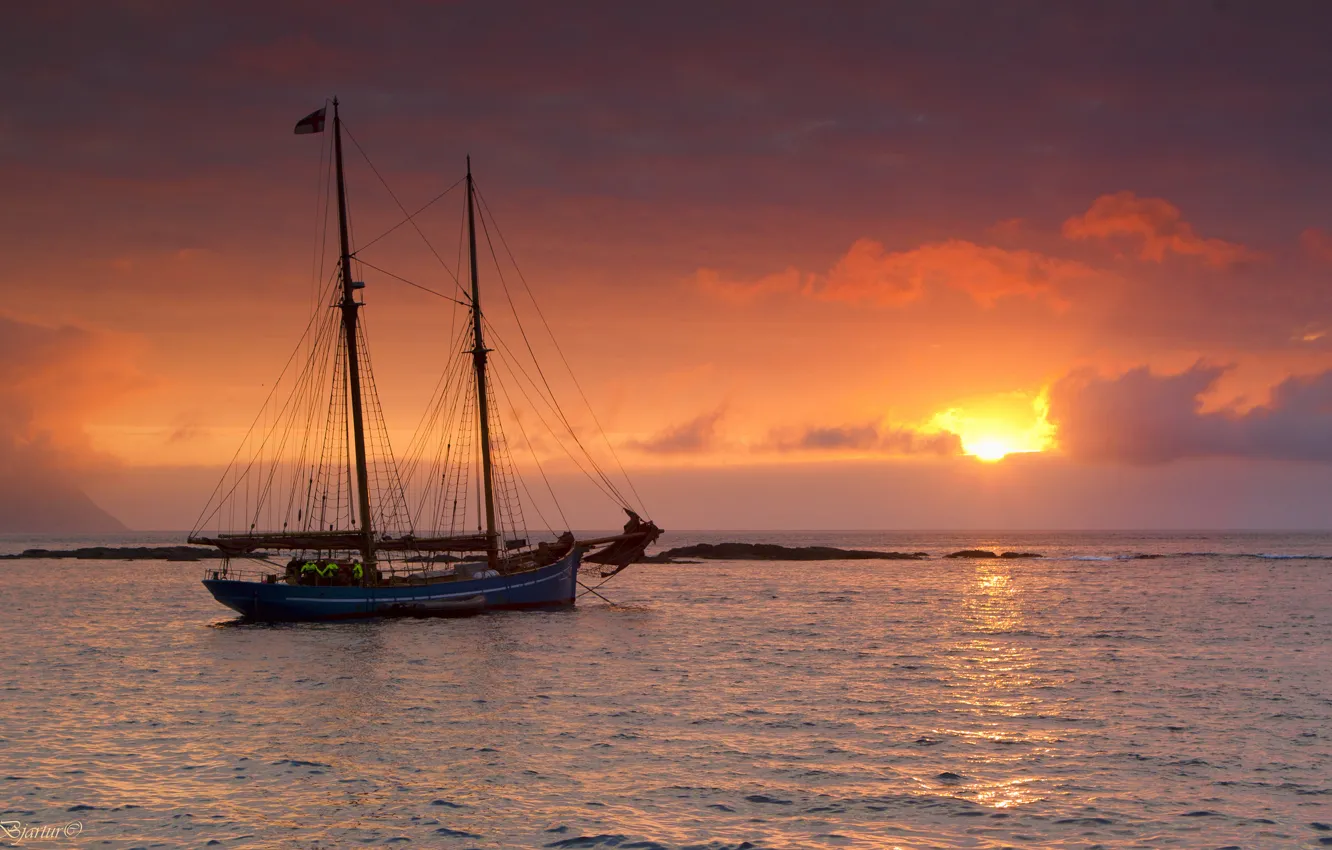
[0,530,1329,847]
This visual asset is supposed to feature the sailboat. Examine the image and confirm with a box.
[188,100,660,621]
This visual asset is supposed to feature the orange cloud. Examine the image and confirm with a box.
[694,238,1088,309]
[0,315,142,530]
[765,423,963,456]
[628,408,726,454]
[692,267,804,304]
[1048,362,1332,464]
[0,314,144,459]
[1062,191,1256,268]
[818,238,1082,308]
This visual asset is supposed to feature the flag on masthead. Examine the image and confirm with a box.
[294,107,326,134]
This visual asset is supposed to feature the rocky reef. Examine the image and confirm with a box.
[643,543,930,564]
[1,546,243,561]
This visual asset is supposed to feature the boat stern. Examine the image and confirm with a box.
[202,578,264,618]
[201,577,375,621]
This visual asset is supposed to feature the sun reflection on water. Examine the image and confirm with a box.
[927,559,1053,809]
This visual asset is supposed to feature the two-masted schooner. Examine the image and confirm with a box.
[189,100,660,621]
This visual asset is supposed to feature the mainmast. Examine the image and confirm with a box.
[333,98,376,574]
[466,157,500,570]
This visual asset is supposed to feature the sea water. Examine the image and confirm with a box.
[1,531,1330,848]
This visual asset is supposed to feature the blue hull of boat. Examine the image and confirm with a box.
[202,550,581,622]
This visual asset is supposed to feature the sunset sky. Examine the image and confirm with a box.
[7,1,1332,531]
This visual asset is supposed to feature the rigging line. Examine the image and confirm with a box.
[358,318,413,535]
[398,351,456,481]
[191,271,344,533]
[353,175,467,254]
[319,299,345,531]
[472,206,579,437]
[309,106,333,315]
[283,309,339,527]
[399,284,476,525]
[471,218,631,508]
[299,131,338,532]
[448,367,476,536]
[576,581,620,606]
[354,258,471,307]
[482,372,524,545]
[473,183,650,518]
[490,365,563,532]
[317,331,348,532]
[358,317,393,532]
[390,201,469,512]
[453,193,466,357]
[254,301,342,528]
[482,315,628,506]
[305,278,349,535]
[488,341,624,506]
[257,287,347,529]
[578,565,637,597]
[251,348,313,528]
[415,350,466,533]
[315,121,330,313]
[483,316,632,509]
[472,205,636,518]
[437,355,473,533]
[405,355,462,529]
[203,271,338,532]
[396,303,471,474]
[481,367,522,541]
[341,124,468,295]
[397,333,459,479]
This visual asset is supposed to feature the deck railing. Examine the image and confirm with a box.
[202,563,282,583]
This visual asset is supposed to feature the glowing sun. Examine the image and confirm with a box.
[964,434,1028,463]
[929,390,1054,463]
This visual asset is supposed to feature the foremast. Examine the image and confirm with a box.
[333,98,376,574]
[466,158,500,571]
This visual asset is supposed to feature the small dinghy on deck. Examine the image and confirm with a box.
[189,100,659,622]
